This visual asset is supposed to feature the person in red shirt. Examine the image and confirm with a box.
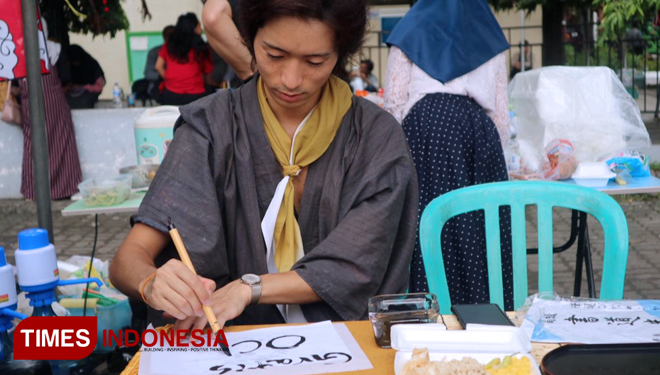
[156,13,213,105]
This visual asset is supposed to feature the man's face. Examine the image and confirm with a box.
[254,16,338,114]
[360,63,369,76]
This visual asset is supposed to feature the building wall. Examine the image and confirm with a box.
[70,2,542,100]
[71,0,203,99]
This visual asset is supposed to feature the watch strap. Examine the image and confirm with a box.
[249,282,261,305]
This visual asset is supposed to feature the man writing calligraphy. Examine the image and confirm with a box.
[110,0,418,330]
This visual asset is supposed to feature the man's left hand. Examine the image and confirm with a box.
[173,279,252,332]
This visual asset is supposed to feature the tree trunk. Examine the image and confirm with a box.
[542,1,565,66]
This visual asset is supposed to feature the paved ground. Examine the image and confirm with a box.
[1,194,658,301]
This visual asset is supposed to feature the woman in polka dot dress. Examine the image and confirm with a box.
[384,0,514,309]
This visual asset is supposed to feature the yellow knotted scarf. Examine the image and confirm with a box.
[258,75,352,272]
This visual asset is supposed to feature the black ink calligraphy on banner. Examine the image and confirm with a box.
[564,315,599,325]
[604,316,641,326]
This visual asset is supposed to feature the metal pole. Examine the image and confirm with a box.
[520,10,526,72]
[21,0,53,243]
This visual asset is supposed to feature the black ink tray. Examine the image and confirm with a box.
[541,343,660,375]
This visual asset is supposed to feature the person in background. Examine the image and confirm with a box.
[350,59,379,92]
[144,25,175,101]
[110,0,417,329]
[202,0,254,82]
[156,13,213,106]
[384,0,514,309]
[510,40,532,79]
[20,19,82,200]
[64,45,106,109]
[206,51,242,92]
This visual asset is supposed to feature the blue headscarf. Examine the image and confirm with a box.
[386,0,509,83]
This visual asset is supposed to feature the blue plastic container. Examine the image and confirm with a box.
[59,298,132,352]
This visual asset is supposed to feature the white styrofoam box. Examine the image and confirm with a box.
[392,324,541,375]
[572,162,616,187]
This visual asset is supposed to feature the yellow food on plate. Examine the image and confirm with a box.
[401,349,533,375]
[484,355,531,375]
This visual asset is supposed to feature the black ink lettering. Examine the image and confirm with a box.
[564,315,598,324]
[645,319,660,324]
[294,357,314,365]
[248,362,273,370]
[231,339,262,354]
[619,317,641,326]
[266,358,294,365]
[320,352,353,363]
[266,335,306,349]
[209,365,232,374]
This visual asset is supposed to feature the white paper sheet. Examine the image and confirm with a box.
[521,296,660,344]
[139,321,372,375]
[130,36,149,51]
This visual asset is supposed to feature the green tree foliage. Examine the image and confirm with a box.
[40,0,133,39]
[488,0,660,42]
[599,0,660,41]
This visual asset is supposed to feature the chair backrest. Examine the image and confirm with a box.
[420,181,629,314]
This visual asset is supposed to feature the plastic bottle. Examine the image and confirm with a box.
[0,246,28,362]
[505,111,522,173]
[113,82,123,108]
[14,229,102,318]
[13,231,101,375]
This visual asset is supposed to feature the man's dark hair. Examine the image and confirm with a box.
[162,25,176,43]
[238,0,368,78]
[360,59,374,73]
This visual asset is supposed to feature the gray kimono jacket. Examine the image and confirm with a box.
[132,77,418,325]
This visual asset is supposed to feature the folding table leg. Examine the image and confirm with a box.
[574,211,597,298]
[582,223,597,298]
[573,213,586,297]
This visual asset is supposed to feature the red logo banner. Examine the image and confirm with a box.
[13,317,97,360]
[0,0,51,80]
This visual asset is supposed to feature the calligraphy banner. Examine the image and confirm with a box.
[138,321,372,375]
[0,0,50,80]
[521,294,660,344]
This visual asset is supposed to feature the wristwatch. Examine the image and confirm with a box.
[240,274,262,305]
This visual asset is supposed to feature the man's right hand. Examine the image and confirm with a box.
[141,259,216,320]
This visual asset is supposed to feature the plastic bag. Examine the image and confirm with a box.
[57,256,106,298]
[543,139,578,180]
[509,67,651,170]
[601,150,651,177]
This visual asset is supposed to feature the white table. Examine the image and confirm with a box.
[564,176,660,195]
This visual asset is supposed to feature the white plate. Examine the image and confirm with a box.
[394,351,541,375]
[391,324,540,375]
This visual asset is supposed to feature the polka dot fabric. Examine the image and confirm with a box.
[403,93,514,310]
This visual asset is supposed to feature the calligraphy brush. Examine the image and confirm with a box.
[167,217,232,356]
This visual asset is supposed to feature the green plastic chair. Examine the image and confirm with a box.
[420,181,629,314]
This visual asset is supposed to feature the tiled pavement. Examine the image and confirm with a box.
[1,196,659,300]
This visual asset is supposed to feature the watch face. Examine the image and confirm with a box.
[242,274,260,285]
